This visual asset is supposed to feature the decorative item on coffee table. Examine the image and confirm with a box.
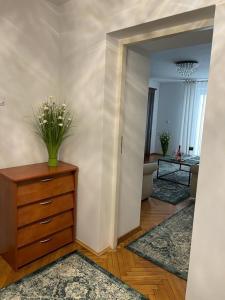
[33,97,74,167]
[176,145,182,161]
[160,131,170,156]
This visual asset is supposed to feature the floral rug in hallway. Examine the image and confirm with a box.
[151,160,191,204]
[127,204,194,280]
[0,251,147,300]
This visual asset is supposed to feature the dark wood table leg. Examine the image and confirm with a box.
[188,167,191,186]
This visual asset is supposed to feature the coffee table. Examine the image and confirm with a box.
[156,156,199,186]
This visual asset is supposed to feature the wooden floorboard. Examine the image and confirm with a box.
[0,197,191,299]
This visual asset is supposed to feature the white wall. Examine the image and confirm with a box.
[149,79,160,153]
[1,1,224,298]
[186,5,225,299]
[58,0,217,254]
[59,1,225,299]
[59,1,107,251]
[0,0,60,168]
[58,1,216,253]
[155,82,185,154]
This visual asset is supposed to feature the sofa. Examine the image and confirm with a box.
[142,162,158,200]
[190,165,199,198]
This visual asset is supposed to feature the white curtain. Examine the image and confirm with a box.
[179,81,207,156]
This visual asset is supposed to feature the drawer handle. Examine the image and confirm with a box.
[40,218,53,225]
[40,238,52,244]
[41,177,54,183]
[40,200,53,205]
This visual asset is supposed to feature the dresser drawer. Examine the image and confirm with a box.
[18,193,74,227]
[18,227,73,267]
[17,173,74,206]
[17,210,74,247]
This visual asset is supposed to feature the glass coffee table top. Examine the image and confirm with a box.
[159,155,200,166]
[156,155,200,186]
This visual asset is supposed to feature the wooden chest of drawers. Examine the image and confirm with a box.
[0,161,78,270]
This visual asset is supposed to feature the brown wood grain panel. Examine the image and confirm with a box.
[18,227,73,267]
[18,210,74,247]
[0,162,77,271]
[17,174,74,206]
[17,193,74,227]
[0,162,78,182]
[0,176,17,269]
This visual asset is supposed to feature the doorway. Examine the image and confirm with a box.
[117,28,213,241]
[144,88,156,161]
[105,6,215,250]
[103,5,225,300]
[113,22,213,298]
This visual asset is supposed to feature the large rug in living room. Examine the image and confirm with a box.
[151,161,190,204]
[0,252,147,300]
[127,204,194,280]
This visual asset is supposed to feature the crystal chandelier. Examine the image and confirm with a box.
[175,60,199,78]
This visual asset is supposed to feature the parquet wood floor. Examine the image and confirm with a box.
[0,197,192,300]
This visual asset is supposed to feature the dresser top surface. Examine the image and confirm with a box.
[0,161,78,182]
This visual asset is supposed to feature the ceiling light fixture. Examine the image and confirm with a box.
[175,60,199,78]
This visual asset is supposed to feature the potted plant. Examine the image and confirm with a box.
[33,97,73,167]
[160,132,170,156]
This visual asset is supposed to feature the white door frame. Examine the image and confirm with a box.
[105,7,215,249]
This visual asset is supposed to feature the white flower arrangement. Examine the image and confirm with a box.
[160,132,171,156]
[160,132,170,144]
[33,97,74,166]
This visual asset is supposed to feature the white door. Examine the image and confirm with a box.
[118,47,150,238]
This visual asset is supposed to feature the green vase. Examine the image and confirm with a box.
[48,157,58,167]
[161,142,169,156]
[48,148,59,167]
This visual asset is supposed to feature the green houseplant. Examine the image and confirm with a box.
[34,98,73,167]
[160,132,170,156]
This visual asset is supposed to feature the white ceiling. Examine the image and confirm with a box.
[47,0,70,5]
[150,43,212,81]
[133,29,213,81]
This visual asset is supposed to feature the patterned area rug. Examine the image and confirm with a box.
[151,161,190,204]
[0,251,147,300]
[127,204,194,280]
